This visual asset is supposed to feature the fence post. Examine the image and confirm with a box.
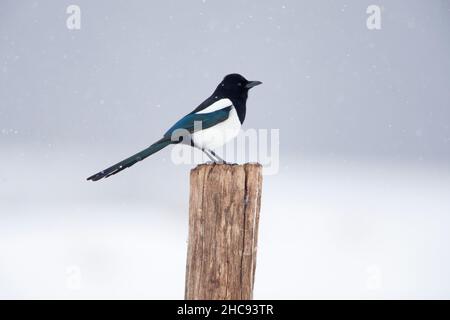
[185,163,262,300]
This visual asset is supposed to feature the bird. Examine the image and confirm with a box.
[87,73,262,181]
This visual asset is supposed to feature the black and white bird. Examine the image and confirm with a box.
[87,73,262,181]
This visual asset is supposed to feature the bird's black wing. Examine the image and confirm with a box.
[163,106,232,138]
[87,107,232,182]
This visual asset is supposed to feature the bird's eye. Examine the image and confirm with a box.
[237,82,242,86]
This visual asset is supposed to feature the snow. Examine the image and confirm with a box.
[1,148,449,299]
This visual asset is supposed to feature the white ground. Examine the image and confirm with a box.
[1,148,449,299]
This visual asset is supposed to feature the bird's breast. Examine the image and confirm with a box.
[191,108,241,149]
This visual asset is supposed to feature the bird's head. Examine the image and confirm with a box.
[214,73,262,99]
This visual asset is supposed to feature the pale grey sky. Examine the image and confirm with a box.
[1,0,449,161]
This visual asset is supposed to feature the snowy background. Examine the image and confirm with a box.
[1,0,450,299]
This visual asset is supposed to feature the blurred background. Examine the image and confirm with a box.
[1,0,450,299]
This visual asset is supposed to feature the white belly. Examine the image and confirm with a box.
[192,108,241,149]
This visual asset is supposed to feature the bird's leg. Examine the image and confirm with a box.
[209,150,230,164]
[191,142,218,163]
[201,148,218,163]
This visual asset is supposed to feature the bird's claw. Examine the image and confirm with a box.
[218,160,238,165]
[203,160,237,165]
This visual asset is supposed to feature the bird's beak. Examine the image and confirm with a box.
[245,80,262,89]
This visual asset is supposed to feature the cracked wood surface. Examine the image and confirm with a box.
[185,163,262,300]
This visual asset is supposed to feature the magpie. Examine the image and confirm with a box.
[87,73,262,181]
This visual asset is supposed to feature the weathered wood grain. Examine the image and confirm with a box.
[185,163,262,300]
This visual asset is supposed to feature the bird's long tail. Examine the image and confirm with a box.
[87,138,172,181]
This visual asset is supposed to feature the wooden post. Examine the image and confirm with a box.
[185,163,262,300]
